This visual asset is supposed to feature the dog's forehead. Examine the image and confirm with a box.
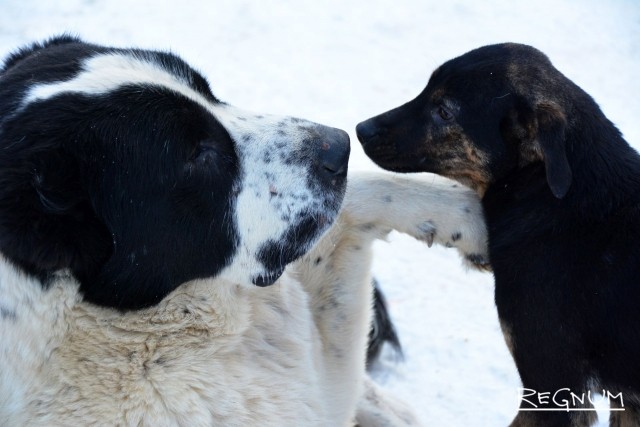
[430,43,554,92]
[426,59,513,105]
[22,52,213,108]
[210,106,317,155]
[19,50,309,139]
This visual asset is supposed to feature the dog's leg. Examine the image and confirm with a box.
[355,377,421,426]
[506,321,597,427]
[508,364,597,427]
[292,171,486,425]
[291,202,381,425]
[509,411,597,427]
[510,411,597,427]
[340,171,489,269]
[609,395,640,427]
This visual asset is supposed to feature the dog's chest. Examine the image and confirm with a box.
[1,274,327,426]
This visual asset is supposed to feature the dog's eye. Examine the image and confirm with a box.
[192,141,218,163]
[437,106,454,121]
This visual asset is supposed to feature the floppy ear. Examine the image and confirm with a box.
[501,99,572,198]
[0,140,112,281]
[535,102,572,199]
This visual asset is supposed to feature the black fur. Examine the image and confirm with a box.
[357,43,640,426]
[0,37,239,310]
[367,279,403,368]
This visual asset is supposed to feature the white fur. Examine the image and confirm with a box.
[214,106,340,286]
[24,54,205,107]
[0,170,487,426]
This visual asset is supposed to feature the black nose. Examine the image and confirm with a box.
[355,119,383,148]
[317,127,350,178]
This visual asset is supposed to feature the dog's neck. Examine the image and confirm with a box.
[0,254,253,340]
[563,115,640,212]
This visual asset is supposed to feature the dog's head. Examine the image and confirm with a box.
[356,43,573,199]
[0,36,349,309]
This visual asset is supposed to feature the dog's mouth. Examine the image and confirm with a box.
[252,211,338,287]
[366,149,435,174]
[252,267,286,287]
[365,148,428,173]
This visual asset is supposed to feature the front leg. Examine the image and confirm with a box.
[342,171,489,270]
[291,170,488,425]
[356,377,422,426]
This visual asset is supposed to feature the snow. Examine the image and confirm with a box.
[1,1,638,425]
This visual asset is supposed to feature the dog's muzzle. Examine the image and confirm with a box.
[315,126,350,183]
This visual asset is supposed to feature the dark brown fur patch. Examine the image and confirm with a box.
[570,411,598,427]
[427,129,490,195]
[518,140,543,166]
[610,393,640,427]
[430,87,446,102]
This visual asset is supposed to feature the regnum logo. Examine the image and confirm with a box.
[518,388,625,412]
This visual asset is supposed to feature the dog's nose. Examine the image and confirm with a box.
[317,127,350,178]
[355,119,382,148]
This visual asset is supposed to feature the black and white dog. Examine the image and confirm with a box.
[0,36,488,426]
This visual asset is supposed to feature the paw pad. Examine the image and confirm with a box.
[465,253,491,271]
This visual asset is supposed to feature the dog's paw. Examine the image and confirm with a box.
[409,216,490,272]
[415,221,437,247]
[463,252,492,272]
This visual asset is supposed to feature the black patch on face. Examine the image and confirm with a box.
[252,267,286,287]
[255,215,326,285]
[0,39,240,310]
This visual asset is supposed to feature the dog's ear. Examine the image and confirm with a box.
[535,102,572,199]
[0,142,112,282]
[501,99,572,198]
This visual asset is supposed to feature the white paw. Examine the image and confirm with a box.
[410,215,490,272]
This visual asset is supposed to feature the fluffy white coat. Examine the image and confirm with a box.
[0,171,487,427]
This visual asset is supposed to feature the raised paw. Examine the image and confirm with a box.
[410,213,490,272]
[464,252,492,272]
[416,221,436,247]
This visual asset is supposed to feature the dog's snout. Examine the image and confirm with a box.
[355,119,383,148]
[318,127,350,178]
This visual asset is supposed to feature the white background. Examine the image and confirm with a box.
[1,1,638,425]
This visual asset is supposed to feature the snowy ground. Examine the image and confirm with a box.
[1,1,638,425]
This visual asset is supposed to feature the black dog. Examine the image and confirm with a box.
[356,43,640,426]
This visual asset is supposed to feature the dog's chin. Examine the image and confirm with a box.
[366,153,432,174]
[369,159,424,173]
[252,208,339,288]
[252,267,286,287]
